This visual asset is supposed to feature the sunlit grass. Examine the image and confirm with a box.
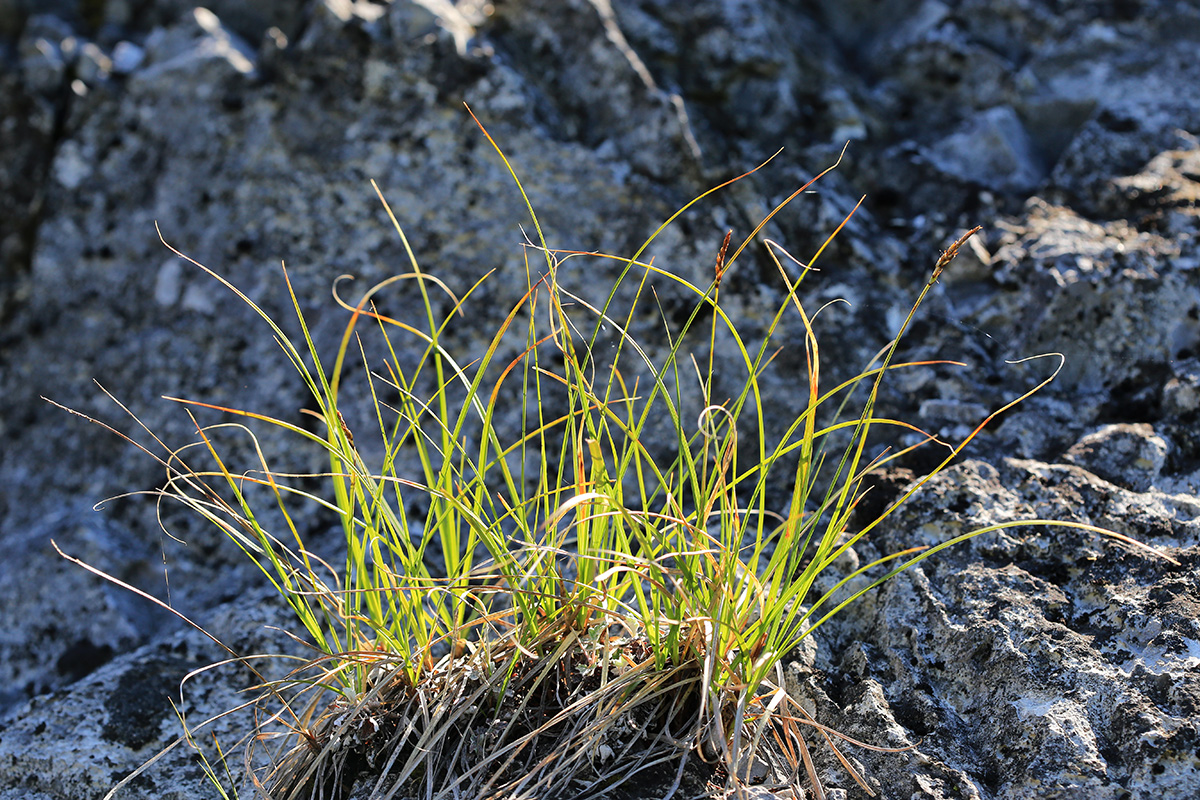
[58,112,1177,800]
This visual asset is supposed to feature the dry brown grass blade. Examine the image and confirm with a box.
[246,624,737,800]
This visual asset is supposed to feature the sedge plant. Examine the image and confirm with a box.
[59,113,1177,800]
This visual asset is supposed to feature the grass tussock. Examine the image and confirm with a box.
[57,112,1177,800]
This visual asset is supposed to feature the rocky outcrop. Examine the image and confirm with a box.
[1,1,1197,798]
[800,451,1200,799]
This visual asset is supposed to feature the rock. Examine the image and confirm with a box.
[815,458,1199,799]
[1112,146,1200,240]
[74,40,113,85]
[0,586,301,799]
[927,105,1044,192]
[110,40,144,74]
[1162,360,1200,417]
[137,7,258,84]
[1063,423,1170,493]
[1,1,1198,798]
[0,505,167,716]
[0,13,65,315]
[17,15,73,94]
[114,0,310,43]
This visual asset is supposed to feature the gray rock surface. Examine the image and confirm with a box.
[806,457,1200,799]
[1,1,1198,798]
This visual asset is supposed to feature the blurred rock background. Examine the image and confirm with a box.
[0,1,1197,797]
